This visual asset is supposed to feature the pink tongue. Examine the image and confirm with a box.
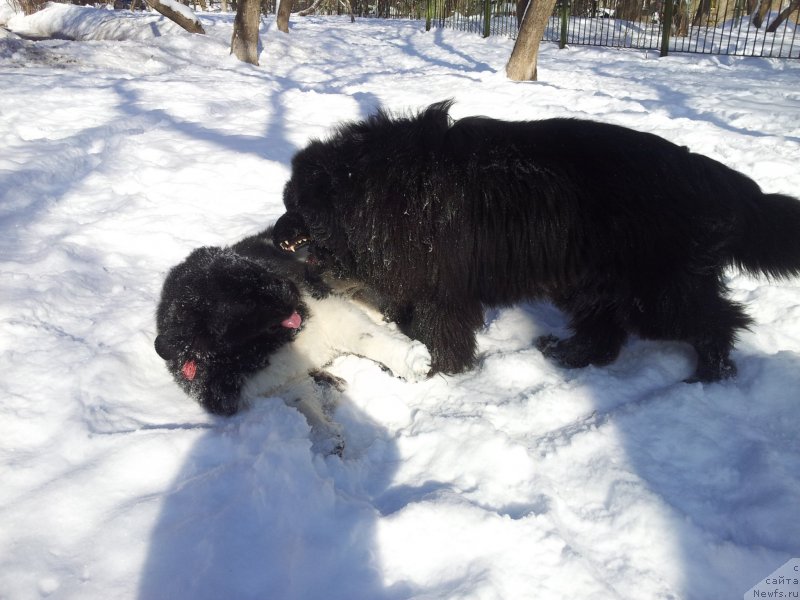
[281,311,302,329]
[181,360,197,381]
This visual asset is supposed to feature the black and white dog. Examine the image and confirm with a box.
[274,101,800,382]
[154,228,430,452]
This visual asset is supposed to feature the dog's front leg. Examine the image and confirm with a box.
[302,295,430,381]
[406,300,485,374]
[350,327,432,382]
[317,297,430,381]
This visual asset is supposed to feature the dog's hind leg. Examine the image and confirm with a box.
[283,376,345,456]
[633,274,751,382]
[537,305,627,370]
[681,295,750,383]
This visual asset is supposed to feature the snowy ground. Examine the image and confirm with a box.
[1,4,800,599]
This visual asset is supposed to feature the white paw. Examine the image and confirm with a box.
[398,340,432,382]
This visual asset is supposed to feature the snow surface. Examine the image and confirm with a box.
[1,5,800,600]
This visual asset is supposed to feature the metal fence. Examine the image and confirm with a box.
[288,0,800,58]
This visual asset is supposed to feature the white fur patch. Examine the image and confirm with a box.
[240,293,431,453]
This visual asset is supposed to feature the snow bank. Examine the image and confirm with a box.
[0,0,19,26]
[7,2,192,40]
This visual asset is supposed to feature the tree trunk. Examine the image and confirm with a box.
[340,0,355,21]
[673,0,689,35]
[692,0,711,25]
[145,0,205,33]
[276,0,293,31]
[231,0,261,64]
[506,0,558,81]
[616,0,641,20]
[766,0,800,31]
[751,0,772,27]
[515,0,527,26]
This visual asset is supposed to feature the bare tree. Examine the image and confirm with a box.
[295,0,354,19]
[342,0,356,22]
[515,0,526,26]
[296,0,326,15]
[145,0,206,33]
[692,0,711,26]
[506,0,558,81]
[766,0,800,30]
[616,0,642,20]
[672,0,689,35]
[751,0,773,27]
[231,0,261,64]
[276,0,293,32]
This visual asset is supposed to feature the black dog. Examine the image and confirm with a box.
[274,101,800,382]
[154,228,430,427]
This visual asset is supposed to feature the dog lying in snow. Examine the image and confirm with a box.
[154,228,431,453]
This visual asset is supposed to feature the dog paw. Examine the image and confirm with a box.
[536,334,591,369]
[685,356,737,384]
[310,369,347,392]
[397,341,432,382]
[312,431,345,457]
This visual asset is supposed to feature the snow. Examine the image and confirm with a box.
[1,5,800,600]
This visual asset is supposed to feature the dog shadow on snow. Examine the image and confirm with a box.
[132,85,417,599]
[137,299,800,599]
[495,300,800,598]
[136,357,442,600]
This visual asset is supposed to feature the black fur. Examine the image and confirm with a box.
[154,229,311,416]
[275,101,800,381]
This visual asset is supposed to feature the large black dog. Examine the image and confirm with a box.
[274,101,800,382]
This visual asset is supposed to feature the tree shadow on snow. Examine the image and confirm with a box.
[111,80,298,165]
[585,62,800,146]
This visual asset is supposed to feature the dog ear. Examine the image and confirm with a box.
[423,99,455,128]
[154,335,177,360]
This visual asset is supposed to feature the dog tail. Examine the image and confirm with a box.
[731,192,800,279]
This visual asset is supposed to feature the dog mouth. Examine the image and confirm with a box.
[279,236,310,253]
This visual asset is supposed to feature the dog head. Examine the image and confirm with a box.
[154,245,308,416]
[277,139,363,276]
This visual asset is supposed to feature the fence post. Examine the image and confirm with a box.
[483,0,492,37]
[660,0,673,56]
[558,0,570,48]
